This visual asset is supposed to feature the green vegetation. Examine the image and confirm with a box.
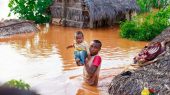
[137,0,152,13]
[8,0,53,23]
[152,0,169,8]
[120,5,170,41]
[137,0,169,12]
[4,79,30,90]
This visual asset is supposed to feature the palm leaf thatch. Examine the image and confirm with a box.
[84,0,139,25]
[108,27,170,95]
[50,0,139,28]
[0,19,39,37]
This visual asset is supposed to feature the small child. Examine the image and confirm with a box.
[66,31,89,66]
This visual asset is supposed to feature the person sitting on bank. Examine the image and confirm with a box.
[83,40,102,86]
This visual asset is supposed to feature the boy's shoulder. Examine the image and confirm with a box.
[92,55,102,66]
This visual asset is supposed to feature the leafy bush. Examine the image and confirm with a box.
[120,5,170,41]
[137,0,152,13]
[152,0,170,8]
[4,79,30,90]
[8,0,53,23]
[120,21,137,38]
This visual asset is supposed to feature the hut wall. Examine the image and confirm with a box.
[50,0,63,25]
[50,0,90,28]
[50,0,62,18]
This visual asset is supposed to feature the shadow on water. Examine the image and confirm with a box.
[0,24,147,95]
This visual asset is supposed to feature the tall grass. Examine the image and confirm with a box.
[120,5,170,41]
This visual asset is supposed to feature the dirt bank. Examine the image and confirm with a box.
[108,27,170,95]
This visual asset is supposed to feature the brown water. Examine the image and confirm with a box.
[0,0,148,94]
[0,24,147,95]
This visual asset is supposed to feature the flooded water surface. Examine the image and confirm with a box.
[0,24,147,95]
[0,0,148,94]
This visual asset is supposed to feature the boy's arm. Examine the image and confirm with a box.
[84,56,101,77]
[84,63,98,77]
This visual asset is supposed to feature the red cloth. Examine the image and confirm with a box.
[145,42,162,61]
[133,42,163,64]
[92,56,101,66]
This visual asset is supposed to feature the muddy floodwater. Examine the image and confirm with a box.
[0,24,147,95]
[0,0,148,94]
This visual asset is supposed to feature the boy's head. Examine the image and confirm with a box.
[75,31,84,44]
[89,40,102,56]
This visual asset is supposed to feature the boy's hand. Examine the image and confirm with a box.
[87,54,91,59]
[85,54,91,64]
[85,58,88,64]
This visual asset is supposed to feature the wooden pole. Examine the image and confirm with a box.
[62,0,66,26]
[89,18,93,28]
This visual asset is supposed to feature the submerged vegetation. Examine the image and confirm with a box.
[8,0,53,23]
[120,5,170,41]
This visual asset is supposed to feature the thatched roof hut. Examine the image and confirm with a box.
[50,0,139,28]
[0,19,39,37]
[108,27,170,95]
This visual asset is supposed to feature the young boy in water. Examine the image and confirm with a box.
[83,40,102,86]
[66,31,89,66]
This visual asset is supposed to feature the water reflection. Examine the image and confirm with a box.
[0,25,147,95]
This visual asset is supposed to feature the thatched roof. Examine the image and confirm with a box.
[0,19,39,37]
[84,0,139,22]
[108,27,170,95]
